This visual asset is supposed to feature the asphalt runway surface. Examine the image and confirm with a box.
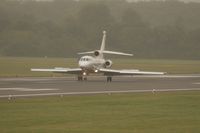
[0,75,200,98]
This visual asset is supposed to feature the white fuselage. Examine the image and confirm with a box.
[78,55,105,73]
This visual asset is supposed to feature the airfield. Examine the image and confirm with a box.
[1,74,200,98]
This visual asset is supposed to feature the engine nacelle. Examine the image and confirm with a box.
[94,51,100,56]
[104,60,113,68]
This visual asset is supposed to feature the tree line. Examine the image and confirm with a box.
[0,0,200,59]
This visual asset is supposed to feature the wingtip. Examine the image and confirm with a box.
[127,53,133,56]
[30,68,37,71]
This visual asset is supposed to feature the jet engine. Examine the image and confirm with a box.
[104,60,112,68]
[94,51,100,56]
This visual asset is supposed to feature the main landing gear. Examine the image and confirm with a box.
[78,76,112,82]
[77,76,82,81]
[107,76,112,82]
[77,76,87,81]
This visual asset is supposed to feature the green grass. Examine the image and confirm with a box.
[0,57,76,77]
[0,57,200,77]
[0,91,200,133]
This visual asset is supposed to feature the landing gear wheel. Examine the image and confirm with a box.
[83,77,87,81]
[107,76,112,82]
[78,76,83,81]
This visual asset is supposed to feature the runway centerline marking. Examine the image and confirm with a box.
[0,88,59,91]
[0,88,200,98]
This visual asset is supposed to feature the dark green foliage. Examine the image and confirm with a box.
[0,0,200,59]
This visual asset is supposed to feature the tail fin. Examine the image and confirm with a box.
[77,30,133,57]
[100,30,133,56]
[100,31,106,52]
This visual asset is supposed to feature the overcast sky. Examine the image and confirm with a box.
[22,0,200,3]
[128,0,200,3]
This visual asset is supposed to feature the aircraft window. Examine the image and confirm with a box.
[80,58,90,61]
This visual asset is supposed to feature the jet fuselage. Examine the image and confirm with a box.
[79,55,106,74]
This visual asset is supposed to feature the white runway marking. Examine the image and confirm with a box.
[0,88,58,91]
[0,77,73,82]
[0,88,200,98]
[193,83,200,84]
[131,75,200,78]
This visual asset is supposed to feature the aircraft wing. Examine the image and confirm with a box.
[99,68,165,76]
[31,68,82,74]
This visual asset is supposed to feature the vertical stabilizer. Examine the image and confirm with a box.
[100,31,106,52]
[77,30,133,57]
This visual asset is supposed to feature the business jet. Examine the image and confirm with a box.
[31,31,165,82]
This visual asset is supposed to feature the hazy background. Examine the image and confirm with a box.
[0,0,200,59]
[128,0,200,3]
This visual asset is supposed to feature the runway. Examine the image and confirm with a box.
[0,75,200,98]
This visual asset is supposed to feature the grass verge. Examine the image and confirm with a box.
[0,57,200,77]
[0,91,200,133]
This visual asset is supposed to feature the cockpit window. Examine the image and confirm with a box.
[80,58,90,61]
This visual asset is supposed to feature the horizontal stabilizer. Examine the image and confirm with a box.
[102,50,133,56]
[77,50,133,56]
[77,51,94,55]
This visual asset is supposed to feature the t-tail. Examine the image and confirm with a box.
[78,31,133,58]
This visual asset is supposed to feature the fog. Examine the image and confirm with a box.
[0,0,200,59]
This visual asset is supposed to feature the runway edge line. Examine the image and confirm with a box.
[1,88,200,98]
